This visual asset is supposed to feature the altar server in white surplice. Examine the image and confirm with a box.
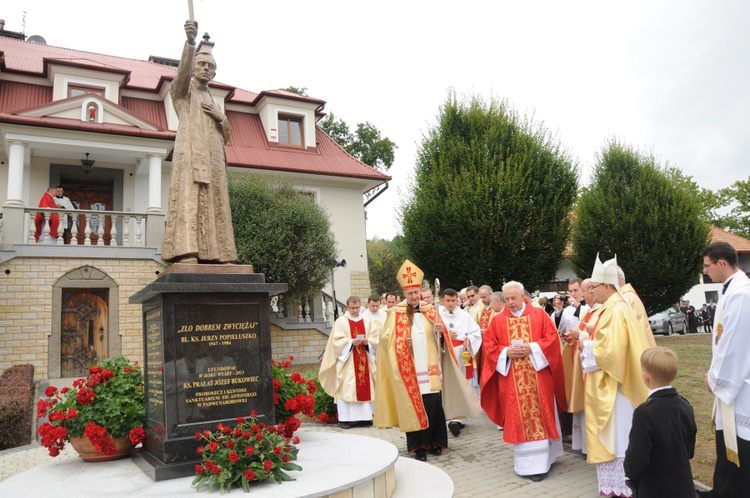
[319,296,378,429]
[698,242,750,498]
[439,288,482,437]
[362,294,388,344]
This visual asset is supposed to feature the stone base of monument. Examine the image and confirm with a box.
[0,432,453,497]
[129,264,287,480]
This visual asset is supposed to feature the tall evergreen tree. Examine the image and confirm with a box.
[402,93,578,291]
[571,139,710,315]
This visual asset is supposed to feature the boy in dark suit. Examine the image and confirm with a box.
[624,347,697,497]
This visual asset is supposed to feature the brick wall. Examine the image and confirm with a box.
[349,270,372,301]
[0,256,333,380]
[270,324,328,366]
[0,257,164,380]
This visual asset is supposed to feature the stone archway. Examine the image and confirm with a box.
[49,266,120,379]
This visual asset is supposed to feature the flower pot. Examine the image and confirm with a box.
[69,436,133,462]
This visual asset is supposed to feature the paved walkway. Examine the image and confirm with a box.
[0,413,598,497]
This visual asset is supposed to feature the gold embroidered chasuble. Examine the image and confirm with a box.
[619,284,656,347]
[562,306,602,413]
[584,292,650,463]
[480,305,567,444]
[374,301,481,433]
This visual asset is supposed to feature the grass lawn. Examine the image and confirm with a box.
[293,333,717,484]
[655,333,715,486]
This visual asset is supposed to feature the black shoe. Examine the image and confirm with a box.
[529,474,545,482]
[415,449,427,461]
[340,422,351,429]
[696,490,713,498]
[430,446,442,455]
[449,421,462,437]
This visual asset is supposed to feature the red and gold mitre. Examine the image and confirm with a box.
[397,259,424,291]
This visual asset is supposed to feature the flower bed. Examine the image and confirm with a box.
[193,412,302,492]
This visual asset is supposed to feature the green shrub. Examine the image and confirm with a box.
[0,364,35,450]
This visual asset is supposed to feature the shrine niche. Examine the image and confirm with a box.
[50,266,121,379]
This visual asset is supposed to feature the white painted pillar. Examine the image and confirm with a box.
[4,140,26,207]
[147,153,163,213]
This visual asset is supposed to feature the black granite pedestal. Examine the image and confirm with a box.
[129,265,286,481]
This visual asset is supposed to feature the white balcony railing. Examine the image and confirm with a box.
[26,207,147,247]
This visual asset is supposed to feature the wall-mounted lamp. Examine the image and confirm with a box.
[331,259,347,320]
[81,152,95,174]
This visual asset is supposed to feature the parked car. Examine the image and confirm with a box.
[648,306,688,335]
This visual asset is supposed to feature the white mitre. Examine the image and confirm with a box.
[591,253,619,287]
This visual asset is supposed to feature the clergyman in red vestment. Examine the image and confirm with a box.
[481,281,567,482]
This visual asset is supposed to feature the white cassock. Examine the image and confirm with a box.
[581,341,635,497]
[708,269,750,459]
[561,302,590,453]
[440,305,482,425]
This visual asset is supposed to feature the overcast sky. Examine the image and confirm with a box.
[5,1,749,240]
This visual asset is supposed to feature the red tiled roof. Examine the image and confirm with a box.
[709,225,750,253]
[225,112,387,180]
[120,97,168,130]
[0,36,390,183]
[0,80,52,113]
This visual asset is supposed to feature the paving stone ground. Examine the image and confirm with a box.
[0,413,600,497]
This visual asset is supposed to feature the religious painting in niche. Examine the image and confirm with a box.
[61,289,109,377]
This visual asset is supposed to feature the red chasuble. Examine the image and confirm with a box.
[476,307,494,379]
[34,191,60,241]
[480,303,567,444]
[348,319,371,402]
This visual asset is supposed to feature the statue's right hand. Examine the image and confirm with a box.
[184,20,198,44]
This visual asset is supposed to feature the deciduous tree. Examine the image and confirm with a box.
[367,236,408,295]
[319,113,396,171]
[714,176,750,238]
[229,173,338,303]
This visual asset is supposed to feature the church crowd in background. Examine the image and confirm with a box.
[318,241,749,498]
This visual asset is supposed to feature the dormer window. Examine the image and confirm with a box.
[68,84,106,98]
[278,114,304,148]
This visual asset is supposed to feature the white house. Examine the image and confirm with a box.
[0,27,389,380]
[680,226,750,306]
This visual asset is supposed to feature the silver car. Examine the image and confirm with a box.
[648,306,687,336]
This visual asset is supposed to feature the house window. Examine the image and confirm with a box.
[278,114,304,147]
[299,191,316,203]
[68,84,105,98]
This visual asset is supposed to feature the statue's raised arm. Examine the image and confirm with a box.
[161,20,237,265]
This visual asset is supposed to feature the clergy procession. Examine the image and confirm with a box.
[318,241,750,498]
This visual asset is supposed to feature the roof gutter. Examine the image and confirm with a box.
[364,180,389,207]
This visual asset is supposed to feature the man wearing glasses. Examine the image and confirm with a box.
[697,242,750,498]
[464,285,483,322]
[580,254,651,497]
